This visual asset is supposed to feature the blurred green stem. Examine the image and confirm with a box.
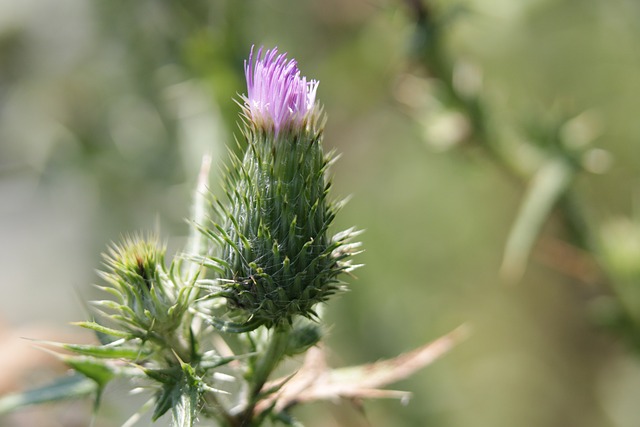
[227,326,290,427]
[248,328,290,400]
[407,0,598,261]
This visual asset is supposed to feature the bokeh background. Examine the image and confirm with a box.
[2,0,640,426]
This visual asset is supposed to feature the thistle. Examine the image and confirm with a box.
[0,44,461,427]
[97,235,187,337]
[59,235,232,424]
[200,46,360,331]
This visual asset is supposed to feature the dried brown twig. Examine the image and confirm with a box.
[256,324,470,416]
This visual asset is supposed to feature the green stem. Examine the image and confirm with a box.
[234,326,291,426]
[249,327,290,399]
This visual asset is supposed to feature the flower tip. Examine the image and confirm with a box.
[243,45,319,134]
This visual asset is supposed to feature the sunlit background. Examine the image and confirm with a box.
[2,0,640,426]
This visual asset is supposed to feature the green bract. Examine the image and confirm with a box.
[98,236,189,337]
[200,124,360,330]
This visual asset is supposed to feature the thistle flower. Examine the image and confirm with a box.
[200,46,360,331]
[242,46,320,135]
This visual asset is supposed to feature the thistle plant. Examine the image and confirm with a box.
[0,45,464,427]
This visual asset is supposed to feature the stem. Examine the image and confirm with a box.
[232,326,290,426]
[249,327,290,398]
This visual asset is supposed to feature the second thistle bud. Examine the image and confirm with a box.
[203,47,359,330]
[99,235,187,336]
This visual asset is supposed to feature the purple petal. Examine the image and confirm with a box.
[244,45,318,134]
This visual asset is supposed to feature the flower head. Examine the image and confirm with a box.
[243,46,319,134]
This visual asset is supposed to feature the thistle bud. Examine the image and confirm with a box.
[204,47,360,330]
[99,235,187,336]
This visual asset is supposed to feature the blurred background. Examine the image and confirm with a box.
[2,0,640,426]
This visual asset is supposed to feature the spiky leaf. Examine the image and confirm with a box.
[0,375,96,415]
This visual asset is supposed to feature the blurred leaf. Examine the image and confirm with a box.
[181,154,213,287]
[500,156,576,283]
[63,357,117,388]
[63,343,151,360]
[0,375,96,415]
[72,321,132,339]
[33,340,151,360]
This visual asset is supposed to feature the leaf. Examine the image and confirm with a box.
[35,340,150,360]
[152,383,176,421]
[172,362,200,427]
[72,321,132,339]
[64,343,150,360]
[145,366,180,385]
[63,357,117,388]
[500,156,576,283]
[171,382,198,427]
[151,362,201,427]
[0,375,96,415]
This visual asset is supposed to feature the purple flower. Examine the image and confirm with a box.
[243,46,319,134]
